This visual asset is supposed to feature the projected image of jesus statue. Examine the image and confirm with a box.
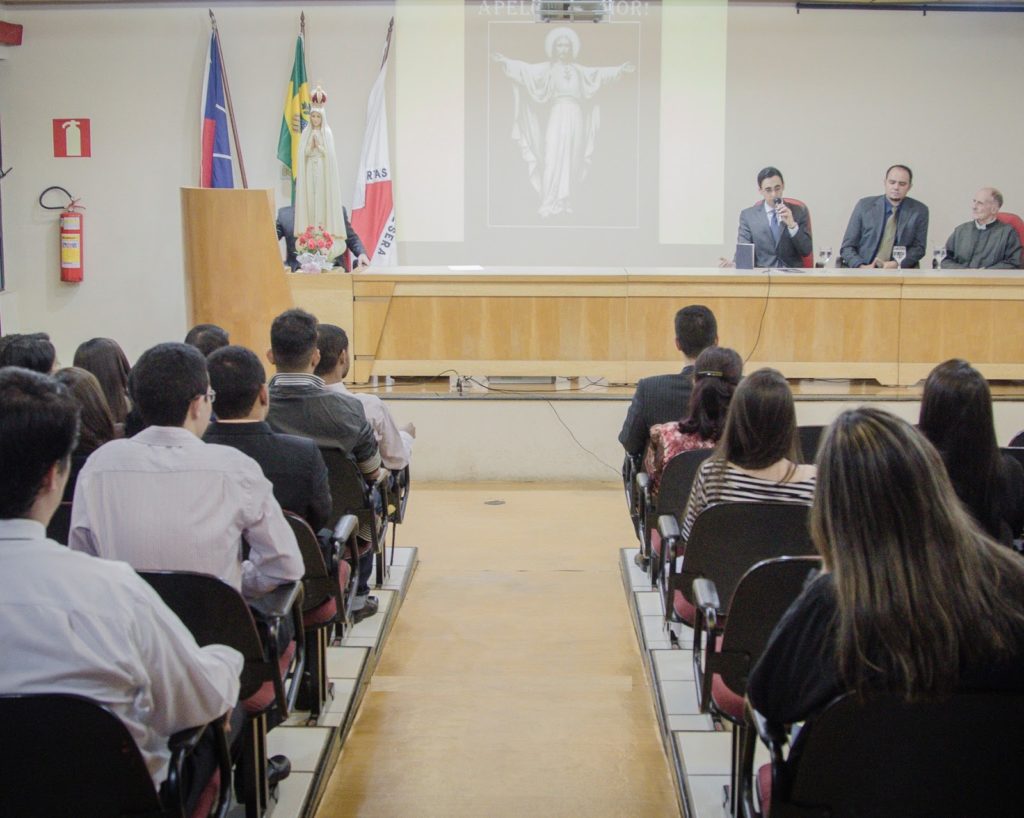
[492,28,634,218]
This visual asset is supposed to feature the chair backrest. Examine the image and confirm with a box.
[283,511,334,612]
[796,425,825,465]
[45,500,73,545]
[996,212,1024,268]
[717,556,821,696]
[681,502,814,615]
[318,447,372,531]
[0,693,164,818]
[655,448,715,517]
[776,691,1024,817]
[1002,446,1024,474]
[139,570,267,701]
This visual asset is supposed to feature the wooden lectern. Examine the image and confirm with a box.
[181,187,293,355]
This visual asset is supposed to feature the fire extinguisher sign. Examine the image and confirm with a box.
[53,119,91,158]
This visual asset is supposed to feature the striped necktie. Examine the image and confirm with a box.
[770,211,782,244]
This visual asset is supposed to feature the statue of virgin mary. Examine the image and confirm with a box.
[293,86,346,258]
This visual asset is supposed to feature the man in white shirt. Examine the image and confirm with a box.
[69,342,303,599]
[0,367,242,803]
[314,323,415,470]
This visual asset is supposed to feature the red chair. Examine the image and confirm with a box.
[752,197,815,268]
[996,212,1024,268]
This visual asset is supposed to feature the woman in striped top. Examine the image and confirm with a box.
[679,368,815,547]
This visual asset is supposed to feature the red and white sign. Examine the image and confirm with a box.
[53,119,91,158]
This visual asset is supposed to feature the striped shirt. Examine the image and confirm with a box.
[680,458,816,544]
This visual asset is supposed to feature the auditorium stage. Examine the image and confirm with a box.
[353,377,1024,483]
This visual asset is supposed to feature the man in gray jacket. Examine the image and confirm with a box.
[840,164,929,269]
[266,308,383,621]
[941,188,1022,270]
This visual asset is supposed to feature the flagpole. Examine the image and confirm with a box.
[209,10,248,189]
[380,16,393,70]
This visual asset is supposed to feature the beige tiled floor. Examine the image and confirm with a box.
[315,484,679,817]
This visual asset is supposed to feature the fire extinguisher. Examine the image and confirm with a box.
[39,186,84,283]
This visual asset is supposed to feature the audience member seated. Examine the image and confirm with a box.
[185,323,230,357]
[643,346,741,500]
[0,332,56,373]
[919,359,1024,545]
[748,407,1024,728]
[68,342,304,599]
[619,305,719,498]
[0,367,242,808]
[53,366,119,501]
[265,309,382,622]
[679,368,815,552]
[315,323,414,471]
[73,337,132,429]
[204,345,332,532]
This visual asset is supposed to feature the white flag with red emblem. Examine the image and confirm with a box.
[351,21,396,266]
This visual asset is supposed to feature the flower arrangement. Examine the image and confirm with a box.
[295,225,335,273]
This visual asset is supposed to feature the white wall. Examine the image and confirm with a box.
[387,396,1024,481]
[0,2,1022,364]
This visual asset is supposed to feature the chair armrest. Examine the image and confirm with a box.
[167,723,207,755]
[692,578,720,617]
[333,513,358,544]
[249,581,303,622]
[749,701,789,753]
[658,514,680,542]
[635,471,649,493]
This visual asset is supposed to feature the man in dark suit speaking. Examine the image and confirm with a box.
[840,164,929,269]
[737,166,813,269]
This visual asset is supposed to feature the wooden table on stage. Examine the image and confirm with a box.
[282,267,1023,387]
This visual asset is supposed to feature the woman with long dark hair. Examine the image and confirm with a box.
[678,368,815,544]
[73,337,131,428]
[919,358,1024,545]
[749,408,1024,727]
[644,346,742,499]
[52,367,118,500]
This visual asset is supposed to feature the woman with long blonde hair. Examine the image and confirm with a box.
[749,407,1024,726]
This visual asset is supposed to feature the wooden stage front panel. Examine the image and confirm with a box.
[281,267,1024,386]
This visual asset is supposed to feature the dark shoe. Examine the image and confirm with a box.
[352,596,379,624]
[633,551,650,569]
[268,754,291,787]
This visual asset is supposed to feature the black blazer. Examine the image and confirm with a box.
[618,366,695,456]
[276,205,367,271]
[203,420,332,531]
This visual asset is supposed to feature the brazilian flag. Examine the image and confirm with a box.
[277,35,311,201]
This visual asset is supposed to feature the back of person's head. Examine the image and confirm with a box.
[813,407,1024,700]
[270,309,319,371]
[919,358,1003,539]
[207,345,266,420]
[0,332,56,374]
[184,323,230,357]
[73,337,131,425]
[129,343,208,428]
[0,368,80,519]
[674,305,717,358]
[718,368,798,469]
[313,324,349,378]
[53,367,117,456]
[679,346,742,442]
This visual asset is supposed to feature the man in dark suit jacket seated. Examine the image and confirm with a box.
[840,164,929,269]
[736,166,813,269]
[204,345,332,532]
[276,204,370,272]
[618,303,718,464]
